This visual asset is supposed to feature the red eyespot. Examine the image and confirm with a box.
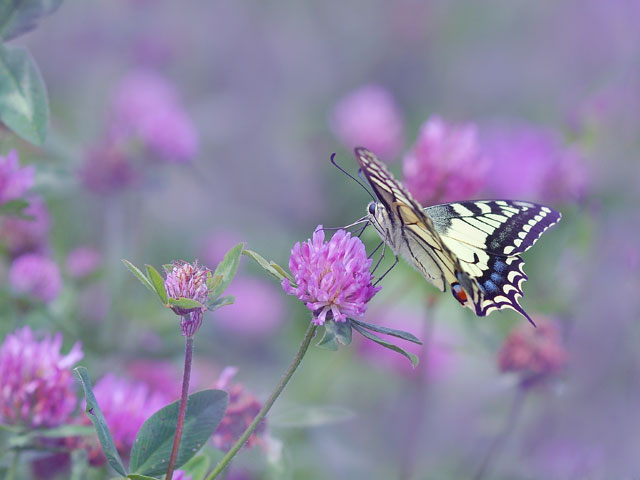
[451,283,468,305]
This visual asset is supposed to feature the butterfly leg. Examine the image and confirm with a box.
[368,240,384,260]
[371,240,387,273]
[373,254,399,286]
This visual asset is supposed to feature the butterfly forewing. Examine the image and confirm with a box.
[426,200,561,256]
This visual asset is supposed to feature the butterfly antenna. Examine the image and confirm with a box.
[315,216,369,233]
[330,153,377,203]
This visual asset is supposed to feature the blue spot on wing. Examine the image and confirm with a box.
[493,260,506,273]
[490,272,502,283]
[483,280,498,292]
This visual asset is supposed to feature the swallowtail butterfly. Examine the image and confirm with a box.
[355,147,561,325]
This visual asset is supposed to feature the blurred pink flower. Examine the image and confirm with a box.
[482,125,588,203]
[403,116,487,204]
[0,326,83,428]
[213,367,265,452]
[78,141,138,195]
[9,253,62,303]
[498,319,567,382]
[110,69,198,163]
[127,359,183,401]
[282,226,380,325]
[77,374,169,465]
[0,196,50,256]
[0,150,34,205]
[331,84,405,161]
[66,246,102,279]
[164,260,210,336]
[215,276,284,337]
[356,306,455,379]
[173,471,192,480]
[201,230,244,268]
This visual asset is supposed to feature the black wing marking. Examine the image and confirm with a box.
[426,200,561,323]
[425,200,562,256]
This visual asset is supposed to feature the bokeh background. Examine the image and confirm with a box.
[1,1,639,479]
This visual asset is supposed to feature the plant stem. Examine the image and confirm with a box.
[165,334,195,480]
[399,293,437,480]
[7,450,19,480]
[206,322,317,479]
[473,384,527,480]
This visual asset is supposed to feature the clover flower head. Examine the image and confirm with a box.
[282,226,380,325]
[0,150,34,205]
[164,260,210,336]
[9,253,62,303]
[498,319,567,381]
[403,116,486,204]
[66,246,102,279]
[0,327,83,428]
[0,196,50,256]
[331,84,405,161]
[482,125,589,203]
[78,141,138,195]
[110,69,198,163]
[213,367,265,452]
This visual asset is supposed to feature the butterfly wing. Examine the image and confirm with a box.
[355,147,464,292]
[425,200,562,322]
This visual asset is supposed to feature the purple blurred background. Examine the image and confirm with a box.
[1,1,639,478]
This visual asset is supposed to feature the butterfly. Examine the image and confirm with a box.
[354,147,561,325]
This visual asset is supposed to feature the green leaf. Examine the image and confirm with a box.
[351,318,422,344]
[168,297,203,310]
[145,264,168,304]
[316,320,352,350]
[122,260,155,293]
[130,389,228,477]
[351,323,419,368]
[69,449,89,480]
[206,272,223,293]
[30,424,94,439]
[128,476,158,480]
[270,405,355,428]
[315,326,339,351]
[242,249,291,285]
[209,243,243,299]
[207,295,234,312]
[332,320,352,346]
[73,367,127,477]
[180,454,210,480]
[0,0,63,41]
[162,263,173,271]
[0,198,29,217]
[270,261,294,283]
[0,45,48,145]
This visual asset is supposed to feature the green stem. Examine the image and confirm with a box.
[206,322,317,479]
[399,293,437,480]
[473,384,527,480]
[165,334,195,480]
[7,449,19,480]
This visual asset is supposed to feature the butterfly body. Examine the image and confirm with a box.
[355,147,561,324]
